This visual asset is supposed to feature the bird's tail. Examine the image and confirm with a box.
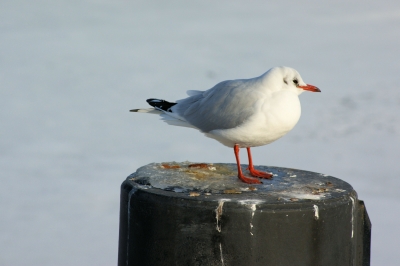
[129,108,161,114]
[129,98,177,114]
[130,98,197,129]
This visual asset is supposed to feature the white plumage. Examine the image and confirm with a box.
[131,66,320,184]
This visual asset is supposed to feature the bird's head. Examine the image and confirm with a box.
[262,66,321,95]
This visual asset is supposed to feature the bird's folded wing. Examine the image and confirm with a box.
[173,79,264,132]
[186,90,204,96]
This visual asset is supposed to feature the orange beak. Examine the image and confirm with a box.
[298,84,321,92]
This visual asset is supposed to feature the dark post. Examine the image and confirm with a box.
[118,162,371,266]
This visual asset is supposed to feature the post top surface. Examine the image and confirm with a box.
[127,162,355,203]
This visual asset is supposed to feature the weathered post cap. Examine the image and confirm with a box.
[128,162,353,202]
[118,162,371,266]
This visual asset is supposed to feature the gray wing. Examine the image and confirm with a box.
[172,78,263,132]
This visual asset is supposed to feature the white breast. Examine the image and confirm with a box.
[205,90,301,148]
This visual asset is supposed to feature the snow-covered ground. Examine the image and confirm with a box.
[1,1,399,265]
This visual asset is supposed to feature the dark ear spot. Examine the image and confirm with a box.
[283,79,288,85]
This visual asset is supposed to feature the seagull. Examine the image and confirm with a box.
[131,66,320,184]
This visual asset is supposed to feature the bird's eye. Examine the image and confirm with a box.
[293,79,299,85]
[283,79,288,85]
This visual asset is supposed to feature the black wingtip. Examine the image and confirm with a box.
[146,98,177,112]
[146,98,164,104]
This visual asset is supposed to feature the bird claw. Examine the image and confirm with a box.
[238,174,262,184]
[247,167,273,179]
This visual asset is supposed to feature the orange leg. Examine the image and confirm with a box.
[246,147,273,179]
[234,144,262,184]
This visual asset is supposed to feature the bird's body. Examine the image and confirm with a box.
[131,66,320,184]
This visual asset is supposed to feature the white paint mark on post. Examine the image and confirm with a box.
[350,196,355,238]
[237,200,263,236]
[219,243,225,265]
[313,204,319,220]
[250,204,256,236]
[216,199,230,232]
[251,204,256,218]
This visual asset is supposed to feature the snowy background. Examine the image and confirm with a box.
[1,0,400,265]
